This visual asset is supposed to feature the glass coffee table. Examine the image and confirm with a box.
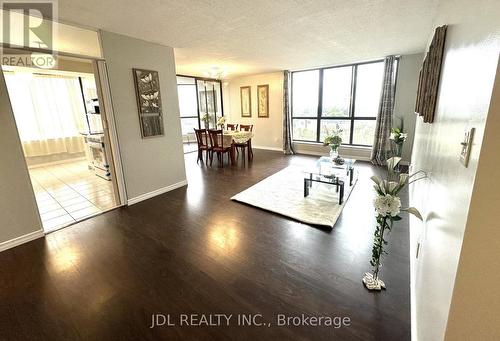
[303,157,356,204]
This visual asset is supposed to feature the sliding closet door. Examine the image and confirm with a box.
[93,60,127,205]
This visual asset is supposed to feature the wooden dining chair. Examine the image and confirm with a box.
[208,129,233,167]
[239,124,253,132]
[235,124,254,161]
[226,123,238,131]
[194,128,211,164]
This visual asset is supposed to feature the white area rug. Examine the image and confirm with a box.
[231,166,357,228]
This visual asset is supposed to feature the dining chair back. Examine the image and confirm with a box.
[235,125,253,162]
[239,124,253,132]
[194,128,210,164]
[208,129,224,149]
[194,128,208,147]
[226,123,238,131]
[208,129,233,167]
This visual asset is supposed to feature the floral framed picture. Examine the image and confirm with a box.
[257,84,269,118]
[133,68,164,138]
[240,86,251,117]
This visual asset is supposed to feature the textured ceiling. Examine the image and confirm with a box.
[57,0,440,79]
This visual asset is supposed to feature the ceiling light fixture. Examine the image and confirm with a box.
[205,66,226,80]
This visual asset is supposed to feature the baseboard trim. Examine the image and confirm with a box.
[127,180,188,205]
[252,145,283,152]
[0,229,45,252]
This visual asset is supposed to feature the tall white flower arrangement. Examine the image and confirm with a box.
[363,157,423,291]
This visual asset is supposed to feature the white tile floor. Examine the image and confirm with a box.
[29,159,118,232]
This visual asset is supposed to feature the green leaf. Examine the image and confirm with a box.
[399,173,409,186]
[387,157,402,175]
[392,215,402,221]
[402,207,423,221]
[371,175,382,187]
[388,181,399,194]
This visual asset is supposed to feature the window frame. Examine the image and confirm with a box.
[291,59,397,147]
[177,83,200,133]
[175,74,224,129]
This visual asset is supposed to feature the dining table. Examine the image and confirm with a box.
[204,130,254,164]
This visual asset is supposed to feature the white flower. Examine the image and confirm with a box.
[217,116,226,125]
[389,132,396,140]
[400,133,408,140]
[374,194,401,217]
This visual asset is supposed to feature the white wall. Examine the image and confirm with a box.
[444,58,500,340]
[0,70,43,246]
[409,0,500,340]
[225,72,283,150]
[100,31,186,201]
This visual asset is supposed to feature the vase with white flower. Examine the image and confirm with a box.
[389,127,408,157]
[217,116,226,130]
[363,157,423,291]
[201,113,210,129]
[323,124,343,159]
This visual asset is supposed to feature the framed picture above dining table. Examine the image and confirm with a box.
[257,84,269,118]
[240,86,252,117]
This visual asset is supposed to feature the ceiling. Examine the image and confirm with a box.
[57,0,441,79]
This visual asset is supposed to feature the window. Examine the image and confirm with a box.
[176,75,224,142]
[291,60,392,146]
[177,76,199,140]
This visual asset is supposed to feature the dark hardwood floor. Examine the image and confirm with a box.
[0,150,410,340]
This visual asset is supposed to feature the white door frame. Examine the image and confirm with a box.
[93,60,128,205]
[2,50,128,209]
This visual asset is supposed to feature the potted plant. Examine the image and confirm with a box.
[201,113,210,129]
[323,124,343,160]
[217,116,226,130]
[389,127,408,157]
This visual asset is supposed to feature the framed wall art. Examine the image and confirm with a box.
[240,86,251,117]
[414,25,447,123]
[257,84,269,118]
[133,68,164,138]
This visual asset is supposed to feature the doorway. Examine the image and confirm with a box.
[2,56,122,232]
[176,75,223,153]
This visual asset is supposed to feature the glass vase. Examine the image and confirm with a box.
[393,142,403,157]
[329,145,338,159]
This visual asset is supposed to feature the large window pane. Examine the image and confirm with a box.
[322,66,352,117]
[354,62,384,117]
[180,117,198,136]
[176,76,196,85]
[293,119,317,141]
[291,60,390,146]
[178,85,198,117]
[319,120,351,144]
[352,120,376,145]
[292,70,319,117]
